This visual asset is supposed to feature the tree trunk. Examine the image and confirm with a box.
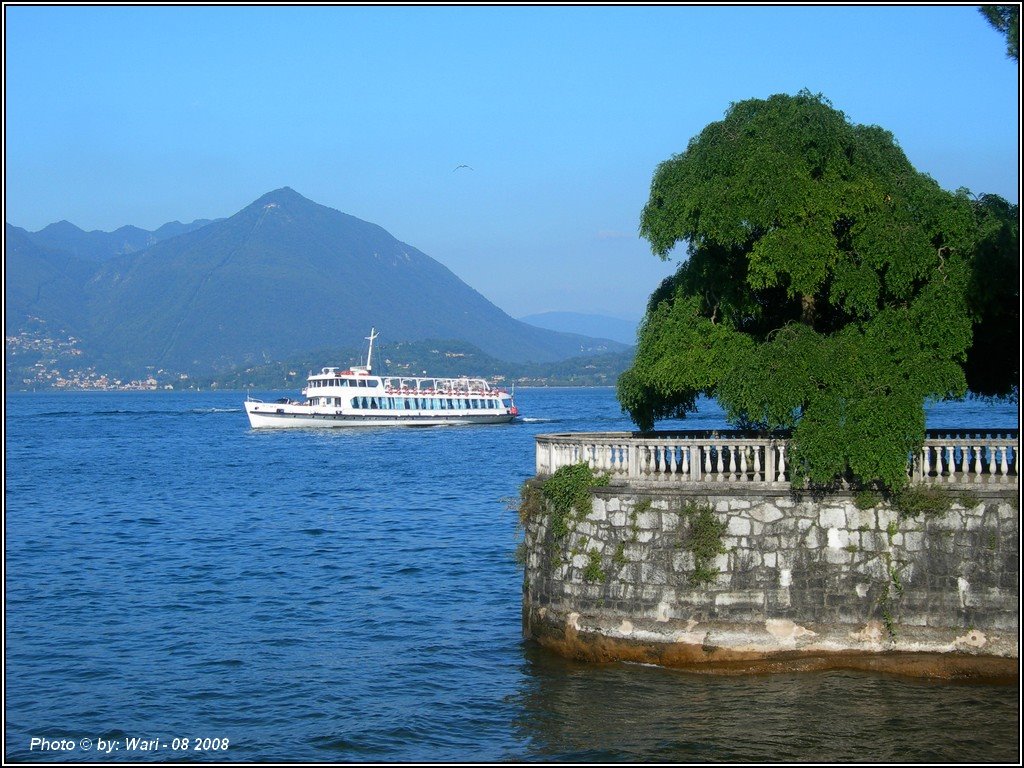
[801,293,816,325]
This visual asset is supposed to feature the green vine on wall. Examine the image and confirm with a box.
[583,548,607,582]
[681,501,728,587]
[890,486,953,520]
[540,462,611,540]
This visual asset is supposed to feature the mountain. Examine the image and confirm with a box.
[23,218,218,262]
[6,188,629,377]
[519,311,639,346]
[5,223,95,332]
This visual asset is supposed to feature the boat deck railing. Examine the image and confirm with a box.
[535,429,1019,489]
[380,376,506,396]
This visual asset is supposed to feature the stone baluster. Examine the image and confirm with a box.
[740,445,749,479]
[753,444,762,482]
[777,444,787,483]
[944,445,954,480]
[1000,444,1008,477]
[628,442,640,480]
[973,443,982,476]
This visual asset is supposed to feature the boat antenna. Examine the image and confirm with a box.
[365,328,378,371]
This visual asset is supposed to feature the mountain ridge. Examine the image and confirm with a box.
[24,216,220,262]
[6,188,631,380]
[519,311,639,346]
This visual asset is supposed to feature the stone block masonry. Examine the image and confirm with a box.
[521,485,1018,679]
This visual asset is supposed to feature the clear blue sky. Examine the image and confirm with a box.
[4,4,1019,321]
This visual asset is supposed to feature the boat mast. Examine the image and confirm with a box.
[365,328,378,372]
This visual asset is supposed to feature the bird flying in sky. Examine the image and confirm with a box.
[453,164,473,172]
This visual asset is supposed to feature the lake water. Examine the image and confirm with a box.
[4,388,1020,762]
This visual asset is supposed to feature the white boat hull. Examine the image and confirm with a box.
[245,400,515,429]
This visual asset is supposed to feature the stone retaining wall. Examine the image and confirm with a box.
[521,484,1018,679]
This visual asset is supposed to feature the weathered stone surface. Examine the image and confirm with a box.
[522,485,1018,679]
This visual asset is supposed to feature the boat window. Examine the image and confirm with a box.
[367,379,380,387]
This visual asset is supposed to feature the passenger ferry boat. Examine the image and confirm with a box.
[244,330,519,429]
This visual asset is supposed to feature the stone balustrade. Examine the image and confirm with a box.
[535,429,1019,488]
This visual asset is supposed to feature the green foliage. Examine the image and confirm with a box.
[963,194,1019,398]
[583,548,607,583]
[513,540,528,566]
[681,502,728,587]
[627,498,649,541]
[891,486,953,519]
[980,5,1019,61]
[621,91,988,490]
[854,490,883,510]
[613,542,628,567]
[541,463,611,540]
[517,479,545,529]
[956,491,981,509]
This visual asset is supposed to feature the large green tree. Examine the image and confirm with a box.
[979,4,1019,61]
[964,193,1019,397]
[619,91,987,490]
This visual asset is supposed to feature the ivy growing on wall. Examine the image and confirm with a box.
[680,501,728,587]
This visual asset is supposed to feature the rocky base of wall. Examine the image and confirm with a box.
[525,604,1018,681]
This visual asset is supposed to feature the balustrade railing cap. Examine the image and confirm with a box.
[536,430,788,441]
[536,428,1018,441]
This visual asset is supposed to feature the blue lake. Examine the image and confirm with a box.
[4,388,1019,762]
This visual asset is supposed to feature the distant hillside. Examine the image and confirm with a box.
[203,338,635,390]
[5,188,629,379]
[4,224,95,332]
[519,311,639,346]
